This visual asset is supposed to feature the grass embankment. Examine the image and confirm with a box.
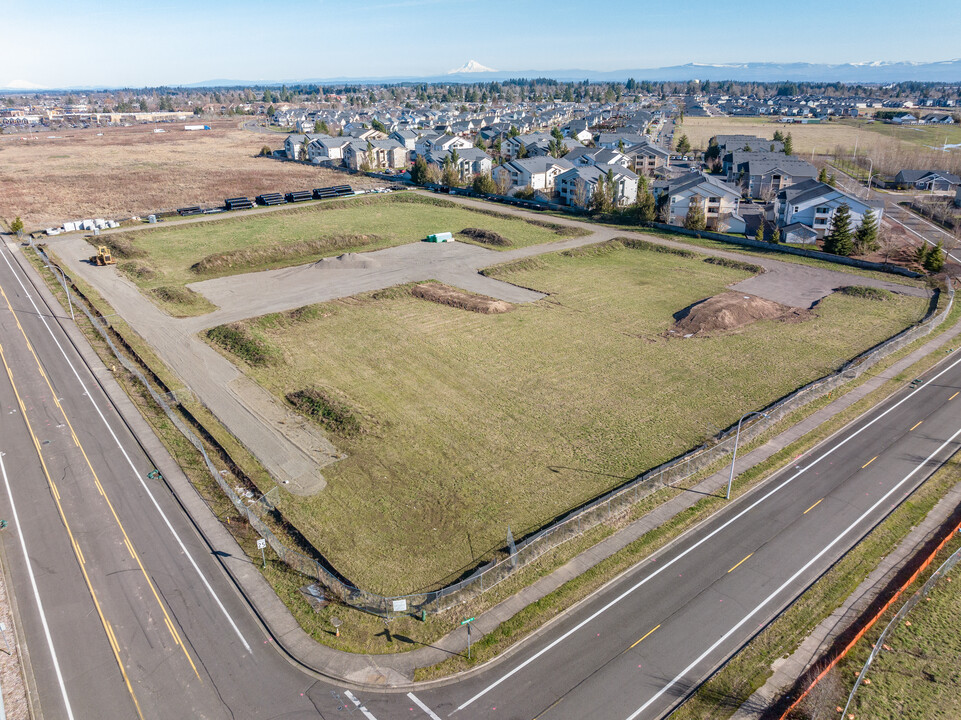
[832,530,961,720]
[98,193,582,316]
[207,242,927,595]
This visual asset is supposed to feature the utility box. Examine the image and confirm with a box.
[425,232,453,243]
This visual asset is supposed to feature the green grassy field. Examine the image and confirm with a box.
[100,193,579,316]
[207,243,927,594]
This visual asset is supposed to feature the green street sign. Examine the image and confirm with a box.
[461,617,475,625]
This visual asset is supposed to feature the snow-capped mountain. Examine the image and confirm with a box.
[0,79,48,90]
[448,60,496,74]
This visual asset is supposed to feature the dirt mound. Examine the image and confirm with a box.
[315,252,380,270]
[190,235,381,274]
[412,282,513,314]
[459,227,511,246]
[670,292,811,337]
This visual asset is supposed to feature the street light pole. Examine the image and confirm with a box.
[45,265,74,321]
[726,411,769,500]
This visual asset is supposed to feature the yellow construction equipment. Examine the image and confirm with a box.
[89,246,117,266]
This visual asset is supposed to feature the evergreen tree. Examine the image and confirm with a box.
[783,133,794,156]
[704,137,721,162]
[827,173,838,187]
[771,227,781,244]
[410,156,430,185]
[676,134,692,154]
[634,190,656,223]
[913,244,929,267]
[755,223,765,242]
[773,130,785,142]
[823,204,854,256]
[472,173,497,194]
[853,208,879,254]
[923,242,945,273]
[817,167,829,184]
[371,118,387,134]
[684,200,706,231]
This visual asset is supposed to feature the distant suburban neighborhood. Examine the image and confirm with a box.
[5,77,960,260]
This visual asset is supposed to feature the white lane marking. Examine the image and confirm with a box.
[0,247,253,653]
[0,451,75,720]
[626,423,961,720]
[407,692,442,720]
[344,690,378,720]
[456,351,961,711]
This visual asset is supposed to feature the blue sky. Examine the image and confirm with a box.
[5,0,960,88]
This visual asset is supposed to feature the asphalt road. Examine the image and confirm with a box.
[0,235,959,720]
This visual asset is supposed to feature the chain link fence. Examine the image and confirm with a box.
[841,538,961,716]
[30,239,953,617]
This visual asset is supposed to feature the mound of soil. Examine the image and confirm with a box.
[412,282,513,314]
[191,235,380,274]
[315,252,380,270]
[670,292,812,337]
[460,227,511,246]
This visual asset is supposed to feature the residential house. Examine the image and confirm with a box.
[596,133,648,150]
[564,146,631,169]
[284,133,326,160]
[501,132,552,161]
[425,133,473,154]
[775,179,883,238]
[343,138,409,171]
[492,156,574,195]
[307,135,352,165]
[652,171,746,233]
[921,113,955,124]
[893,169,961,191]
[724,152,817,198]
[557,163,639,208]
[713,134,784,153]
[389,129,418,152]
[425,147,493,181]
[623,140,670,176]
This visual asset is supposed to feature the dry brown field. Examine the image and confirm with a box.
[0,119,376,231]
[680,116,878,155]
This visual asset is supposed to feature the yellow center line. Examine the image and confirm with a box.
[910,420,923,431]
[629,624,661,649]
[0,285,202,681]
[950,391,959,401]
[862,456,878,469]
[728,553,754,574]
[803,497,824,515]
[0,339,145,720]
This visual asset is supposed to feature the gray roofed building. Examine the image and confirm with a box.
[894,169,961,190]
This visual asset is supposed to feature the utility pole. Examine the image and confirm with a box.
[726,411,769,500]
